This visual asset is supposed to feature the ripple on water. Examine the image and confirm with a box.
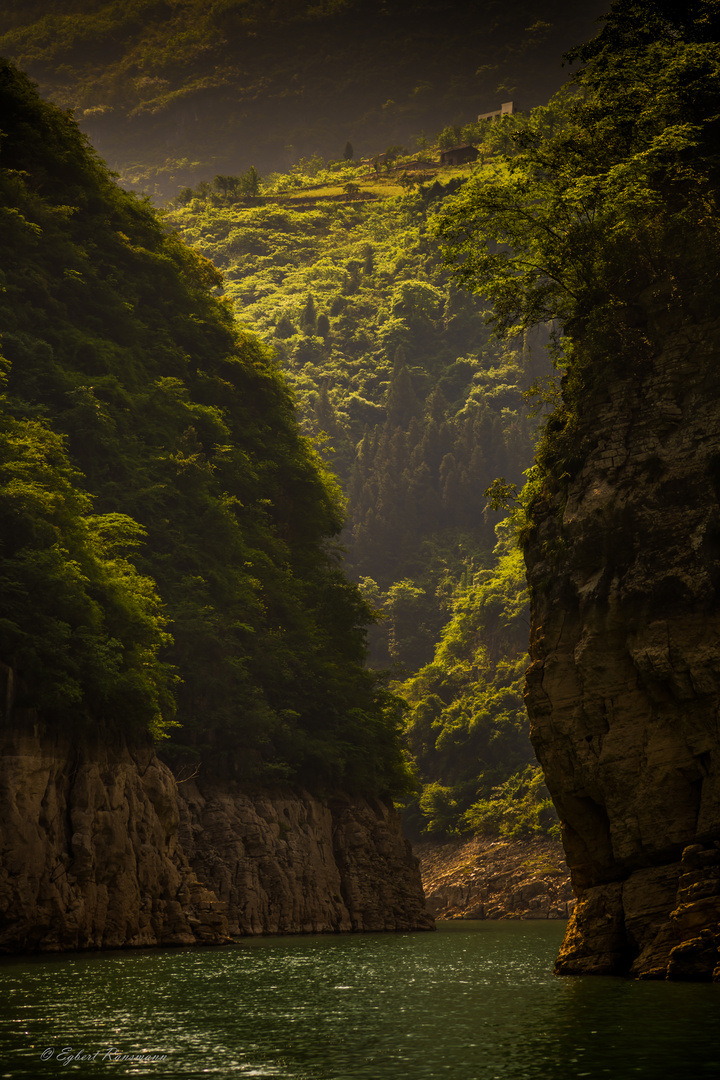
[0,922,718,1079]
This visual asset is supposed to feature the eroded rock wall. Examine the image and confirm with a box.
[0,724,225,952]
[176,780,433,934]
[524,316,720,979]
[0,723,431,952]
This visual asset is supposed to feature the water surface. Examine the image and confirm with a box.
[1,921,718,1079]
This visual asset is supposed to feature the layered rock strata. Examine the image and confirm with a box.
[0,723,432,953]
[524,315,720,979]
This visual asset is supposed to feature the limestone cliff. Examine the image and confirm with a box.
[0,722,432,952]
[525,315,720,979]
[176,780,432,934]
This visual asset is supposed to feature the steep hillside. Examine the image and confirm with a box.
[0,0,606,198]
[165,145,559,843]
[0,57,412,796]
[0,59,434,951]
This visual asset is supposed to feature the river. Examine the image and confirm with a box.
[1,921,718,1079]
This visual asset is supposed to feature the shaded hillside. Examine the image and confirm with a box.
[0,57,408,798]
[0,0,607,198]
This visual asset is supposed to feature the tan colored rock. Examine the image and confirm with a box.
[524,315,720,978]
[416,835,575,921]
[0,722,432,952]
[176,782,433,934]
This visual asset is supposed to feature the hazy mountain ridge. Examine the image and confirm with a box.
[0,0,607,198]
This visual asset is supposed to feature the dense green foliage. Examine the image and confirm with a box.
[0,0,606,198]
[0,58,411,795]
[401,526,557,839]
[434,0,720,509]
[164,142,559,836]
[166,146,548,667]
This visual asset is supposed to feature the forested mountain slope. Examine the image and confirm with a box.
[0,0,606,198]
[165,144,559,839]
[0,57,408,798]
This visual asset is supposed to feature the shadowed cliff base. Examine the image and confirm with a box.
[0,723,433,954]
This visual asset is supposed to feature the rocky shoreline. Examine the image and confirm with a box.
[416,835,575,921]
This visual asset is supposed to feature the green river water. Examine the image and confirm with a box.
[0,921,718,1080]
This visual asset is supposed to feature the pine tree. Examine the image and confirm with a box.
[386,364,420,430]
[299,293,317,332]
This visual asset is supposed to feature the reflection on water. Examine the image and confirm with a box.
[0,921,718,1079]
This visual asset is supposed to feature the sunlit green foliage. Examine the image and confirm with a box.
[434,0,720,509]
[401,525,557,837]
[165,158,550,627]
[0,58,410,796]
[463,764,559,840]
[164,143,556,831]
[0,409,175,736]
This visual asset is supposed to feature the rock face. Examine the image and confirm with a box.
[0,722,432,953]
[176,779,433,934]
[524,316,720,979]
[416,836,575,921]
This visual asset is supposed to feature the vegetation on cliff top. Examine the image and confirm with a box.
[0,58,410,796]
[434,0,720,522]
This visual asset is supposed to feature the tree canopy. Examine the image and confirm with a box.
[433,0,720,517]
[0,58,409,796]
[434,0,720,355]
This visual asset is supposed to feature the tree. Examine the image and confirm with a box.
[240,165,260,196]
[343,141,354,160]
[362,244,374,275]
[386,363,421,430]
[275,314,296,338]
[433,1,720,356]
[299,293,317,331]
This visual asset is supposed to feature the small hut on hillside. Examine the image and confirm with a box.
[440,144,479,167]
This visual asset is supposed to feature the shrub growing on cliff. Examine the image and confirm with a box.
[400,526,559,838]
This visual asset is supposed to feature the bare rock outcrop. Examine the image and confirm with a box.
[0,724,226,952]
[524,315,720,979]
[416,836,575,921]
[176,779,433,934]
[0,723,432,952]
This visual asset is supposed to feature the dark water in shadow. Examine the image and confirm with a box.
[1,921,718,1079]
